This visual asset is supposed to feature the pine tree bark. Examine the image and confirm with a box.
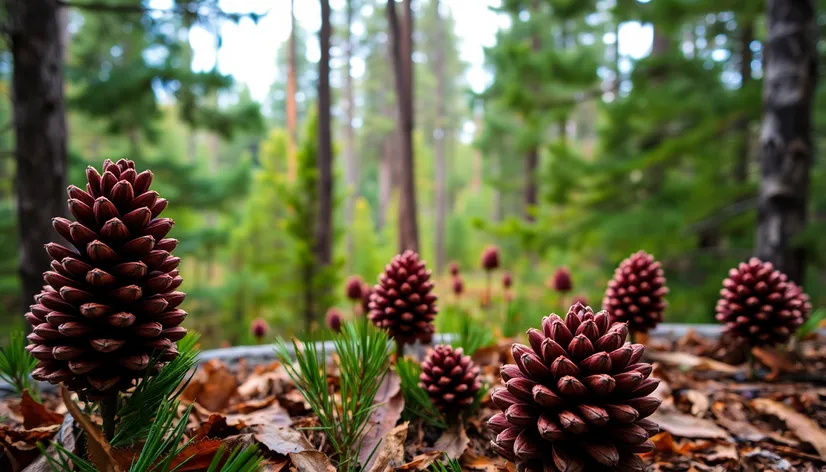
[734,20,754,184]
[433,0,447,272]
[286,0,298,181]
[388,0,419,252]
[316,0,333,268]
[8,0,68,318]
[756,0,818,284]
[343,0,357,267]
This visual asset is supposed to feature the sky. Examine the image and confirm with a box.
[151,0,654,103]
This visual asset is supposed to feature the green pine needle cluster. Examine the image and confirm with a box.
[452,310,494,356]
[429,455,463,472]
[275,318,390,471]
[0,331,39,401]
[396,357,447,429]
[111,332,201,447]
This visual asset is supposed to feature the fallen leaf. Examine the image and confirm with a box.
[752,347,799,381]
[191,413,246,440]
[395,451,442,470]
[165,439,223,471]
[683,390,711,417]
[225,400,292,427]
[226,396,276,414]
[433,422,469,460]
[254,423,313,455]
[359,372,404,470]
[367,422,408,472]
[60,384,122,472]
[21,415,76,472]
[751,398,826,458]
[647,351,742,374]
[648,407,732,440]
[459,449,502,472]
[288,451,336,472]
[193,360,239,411]
[20,391,63,430]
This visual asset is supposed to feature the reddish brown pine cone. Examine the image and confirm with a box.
[452,276,465,297]
[449,261,460,277]
[419,344,482,416]
[481,246,500,271]
[488,303,661,472]
[368,251,438,345]
[551,267,572,293]
[603,251,668,334]
[361,283,374,315]
[345,275,365,301]
[24,159,186,397]
[716,258,811,346]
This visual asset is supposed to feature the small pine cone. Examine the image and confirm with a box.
[551,268,572,293]
[25,159,186,397]
[368,251,438,345]
[251,318,269,340]
[481,246,500,271]
[603,251,668,333]
[452,276,464,297]
[419,345,481,416]
[716,258,811,346]
[345,276,365,301]
[327,307,343,333]
[449,262,460,277]
[361,284,374,315]
[488,303,661,472]
[503,272,513,290]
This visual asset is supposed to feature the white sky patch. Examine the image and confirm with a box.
[183,0,652,102]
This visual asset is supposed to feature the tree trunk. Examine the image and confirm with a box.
[316,0,334,270]
[524,147,538,222]
[756,0,818,284]
[387,0,419,252]
[343,0,358,269]
[286,0,298,182]
[433,0,447,272]
[734,20,754,184]
[9,0,68,317]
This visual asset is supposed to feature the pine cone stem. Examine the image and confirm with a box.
[101,392,118,441]
[486,271,492,310]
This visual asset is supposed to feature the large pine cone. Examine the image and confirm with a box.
[603,251,668,333]
[24,159,186,397]
[419,345,481,417]
[368,250,438,346]
[488,303,661,472]
[716,258,811,346]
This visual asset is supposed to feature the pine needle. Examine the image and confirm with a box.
[451,311,494,356]
[396,357,447,429]
[0,331,39,401]
[429,455,463,471]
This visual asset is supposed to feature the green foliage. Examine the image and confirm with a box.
[0,331,38,401]
[429,455,463,472]
[450,307,494,356]
[275,319,391,471]
[797,309,826,341]
[396,357,447,429]
[111,333,200,447]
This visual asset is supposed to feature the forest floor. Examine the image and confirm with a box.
[3,330,826,471]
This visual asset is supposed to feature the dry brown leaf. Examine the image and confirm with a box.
[254,423,313,455]
[684,390,711,417]
[433,422,469,460]
[359,372,404,470]
[366,422,408,472]
[20,391,63,430]
[21,416,76,472]
[647,351,742,374]
[225,401,291,427]
[288,451,336,472]
[191,360,239,411]
[459,449,503,471]
[751,398,826,458]
[649,407,732,440]
[60,384,122,472]
[751,347,799,381]
[395,451,442,470]
[165,439,224,471]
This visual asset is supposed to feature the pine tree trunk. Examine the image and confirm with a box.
[343,0,358,268]
[433,0,447,272]
[756,0,818,284]
[388,0,419,252]
[316,0,334,269]
[286,0,298,181]
[9,0,68,318]
[734,20,754,184]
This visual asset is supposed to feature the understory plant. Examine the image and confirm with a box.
[0,331,39,401]
[429,456,462,471]
[275,318,391,471]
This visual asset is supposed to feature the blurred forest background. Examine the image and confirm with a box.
[1,0,823,347]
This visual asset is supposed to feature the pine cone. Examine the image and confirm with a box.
[481,246,500,271]
[327,307,343,333]
[452,276,464,297]
[368,250,438,345]
[488,303,661,472]
[24,159,186,397]
[503,272,513,290]
[251,318,269,340]
[715,258,811,346]
[419,344,481,416]
[361,284,374,315]
[449,262,460,277]
[603,251,668,334]
[345,276,365,301]
[551,268,572,293]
